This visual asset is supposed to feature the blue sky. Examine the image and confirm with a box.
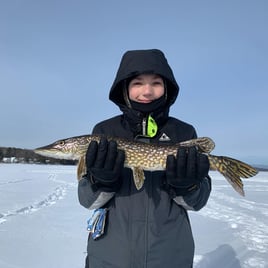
[0,0,267,165]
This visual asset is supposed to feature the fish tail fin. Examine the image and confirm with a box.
[208,154,258,196]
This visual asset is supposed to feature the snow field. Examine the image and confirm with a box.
[0,164,267,268]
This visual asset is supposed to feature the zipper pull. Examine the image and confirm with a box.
[142,117,147,136]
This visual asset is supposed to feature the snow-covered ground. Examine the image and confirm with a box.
[0,164,267,268]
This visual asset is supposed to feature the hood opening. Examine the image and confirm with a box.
[109,49,180,109]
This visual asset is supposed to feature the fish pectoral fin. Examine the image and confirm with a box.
[77,155,87,181]
[131,167,145,190]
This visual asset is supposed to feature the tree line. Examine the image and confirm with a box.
[0,146,76,165]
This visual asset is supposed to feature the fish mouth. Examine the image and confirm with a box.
[34,147,74,160]
[34,148,60,159]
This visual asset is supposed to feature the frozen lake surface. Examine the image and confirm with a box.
[0,164,267,268]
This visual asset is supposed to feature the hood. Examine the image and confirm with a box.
[109,49,180,109]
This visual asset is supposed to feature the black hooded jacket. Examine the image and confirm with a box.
[78,49,211,268]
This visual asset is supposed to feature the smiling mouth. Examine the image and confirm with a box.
[138,100,153,103]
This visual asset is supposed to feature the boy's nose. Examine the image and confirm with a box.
[143,83,153,94]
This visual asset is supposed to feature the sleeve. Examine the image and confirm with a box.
[173,175,211,211]
[78,177,115,210]
[77,124,115,210]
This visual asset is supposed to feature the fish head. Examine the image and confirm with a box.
[34,136,88,160]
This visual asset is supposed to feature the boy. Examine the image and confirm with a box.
[78,49,210,267]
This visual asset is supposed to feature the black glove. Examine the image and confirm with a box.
[85,137,125,192]
[166,146,209,196]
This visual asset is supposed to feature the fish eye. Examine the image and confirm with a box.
[57,140,65,146]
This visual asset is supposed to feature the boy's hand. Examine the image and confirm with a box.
[166,146,209,196]
[85,137,125,192]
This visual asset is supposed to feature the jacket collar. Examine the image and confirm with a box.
[120,104,169,138]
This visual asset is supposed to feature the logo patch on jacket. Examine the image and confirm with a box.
[159,133,171,141]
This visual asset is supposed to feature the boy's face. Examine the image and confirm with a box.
[128,74,165,103]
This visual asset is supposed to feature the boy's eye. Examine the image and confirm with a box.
[132,81,142,86]
[153,81,163,86]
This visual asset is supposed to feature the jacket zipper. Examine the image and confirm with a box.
[144,168,154,267]
[142,117,147,136]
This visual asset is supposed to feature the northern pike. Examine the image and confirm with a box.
[34,135,258,196]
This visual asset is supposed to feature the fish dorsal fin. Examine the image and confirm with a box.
[77,155,87,180]
[179,137,215,153]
